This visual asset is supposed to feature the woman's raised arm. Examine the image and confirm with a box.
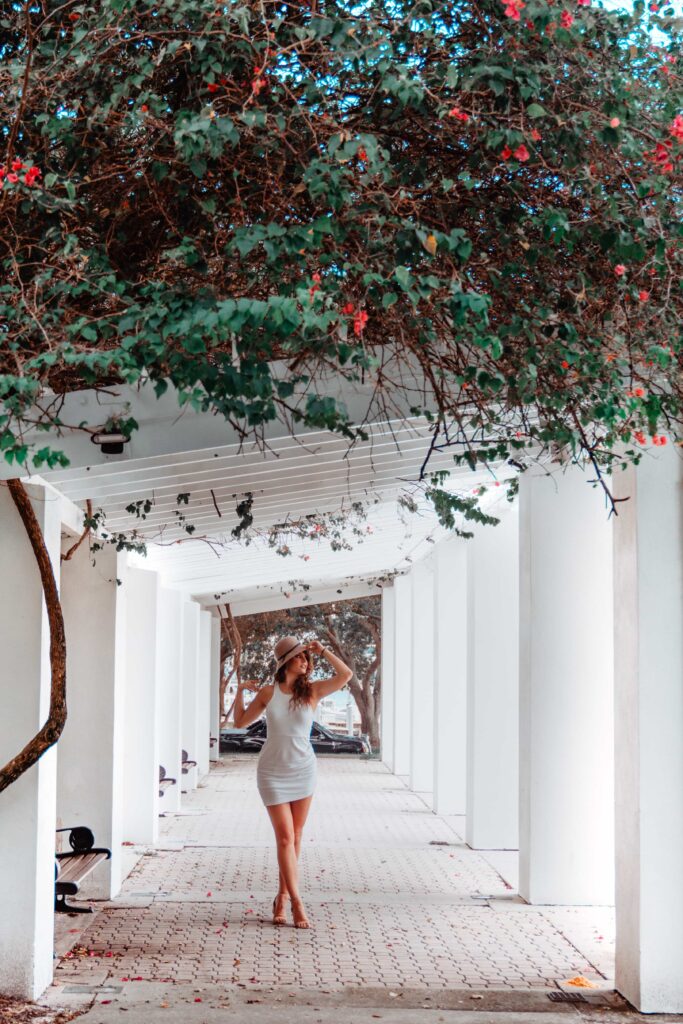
[308,641,353,702]
[233,681,272,728]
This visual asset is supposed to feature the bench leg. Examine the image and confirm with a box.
[55,894,93,915]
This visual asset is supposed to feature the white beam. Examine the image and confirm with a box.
[380,585,396,769]
[0,482,61,999]
[613,447,683,1013]
[466,507,519,850]
[433,537,468,816]
[518,465,614,905]
[409,559,435,797]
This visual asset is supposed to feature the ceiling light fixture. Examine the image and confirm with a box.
[91,430,130,455]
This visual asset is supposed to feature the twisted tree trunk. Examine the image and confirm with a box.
[0,479,67,794]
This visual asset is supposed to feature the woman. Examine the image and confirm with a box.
[234,635,352,929]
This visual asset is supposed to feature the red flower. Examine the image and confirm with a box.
[560,10,574,26]
[207,82,219,93]
[609,117,620,128]
[514,144,530,161]
[11,159,24,171]
[504,5,521,19]
[652,434,667,446]
[633,431,647,445]
[530,129,542,142]
[448,107,469,122]
[633,387,645,397]
[501,145,513,160]
[638,290,649,302]
[341,302,354,315]
[561,359,569,369]
[670,115,683,142]
[614,264,626,276]
[7,173,18,183]
[577,0,590,6]
[252,77,266,95]
[353,310,369,336]
[68,11,80,20]
[358,147,367,161]
[312,272,321,284]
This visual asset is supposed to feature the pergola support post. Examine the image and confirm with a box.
[466,507,520,850]
[613,447,683,1013]
[0,483,61,998]
[518,465,614,905]
[58,541,127,899]
[432,537,468,817]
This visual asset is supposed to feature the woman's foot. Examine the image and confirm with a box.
[291,896,310,929]
[272,892,289,925]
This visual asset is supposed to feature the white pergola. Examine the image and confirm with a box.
[0,382,681,1013]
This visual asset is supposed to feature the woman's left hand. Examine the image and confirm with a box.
[306,640,325,656]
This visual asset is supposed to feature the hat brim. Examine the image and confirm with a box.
[275,642,309,671]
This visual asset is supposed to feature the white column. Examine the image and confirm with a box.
[181,600,200,790]
[433,537,468,816]
[466,506,519,850]
[209,615,221,762]
[157,588,183,811]
[196,610,212,780]
[613,447,683,1013]
[410,559,434,797]
[58,542,127,899]
[380,585,395,768]
[122,567,160,844]
[519,465,614,904]
[392,573,413,776]
[0,483,61,998]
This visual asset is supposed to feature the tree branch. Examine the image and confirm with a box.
[0,480,67,793]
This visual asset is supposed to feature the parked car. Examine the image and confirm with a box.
[220,719,370,754]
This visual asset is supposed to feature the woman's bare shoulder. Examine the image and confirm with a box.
[259,683,275,704]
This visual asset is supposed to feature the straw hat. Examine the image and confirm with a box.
[273,635,309,671]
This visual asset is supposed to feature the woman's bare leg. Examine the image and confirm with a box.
[266,803,300,913]
[288,796,313,928]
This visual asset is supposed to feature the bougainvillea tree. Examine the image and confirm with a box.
[1,0,682,498]
[1,0,682,783]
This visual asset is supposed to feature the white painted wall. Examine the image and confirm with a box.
[410,559,435,797]
[380,585,396,767]
[466,506,519,850]
[0,483,61,998]
[196,610,213,779]
[392,573,413,776]
[58,542,127,899]
[518,465,614,905]
[613,448,683,1013]
[156,587,184,811]
[433,537,468,816]
[181,600,201,790]
[123,567,160,844]
[209,615,221,762]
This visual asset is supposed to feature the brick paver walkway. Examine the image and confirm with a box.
[54,757,614,992]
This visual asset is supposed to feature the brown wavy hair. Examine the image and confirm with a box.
[275,650,313,709]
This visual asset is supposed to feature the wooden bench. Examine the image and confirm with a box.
[159,765,176,797]
[55,826,111,914]
[181,750,197,775]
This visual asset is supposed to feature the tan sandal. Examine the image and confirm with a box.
[291,896,310,929]
[272,893,289,925]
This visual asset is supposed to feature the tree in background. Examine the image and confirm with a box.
[224,597,382,750]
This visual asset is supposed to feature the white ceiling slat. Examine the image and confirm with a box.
[45,418,434,495]
[42,414,512,604]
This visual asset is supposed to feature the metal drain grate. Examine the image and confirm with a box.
[548,991,587,1004]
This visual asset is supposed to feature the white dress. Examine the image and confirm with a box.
[256,683,317,807]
